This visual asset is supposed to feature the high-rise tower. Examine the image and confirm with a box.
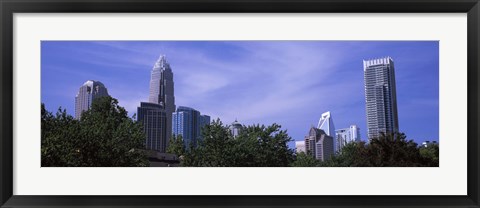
[317,111,336,152]
[363,57,399,139]
[304,127,334,161]
[172,106,210,148]
[137,102,167,152]
[335,125,360,153]
[74,80,109,119]
[149,55,175,146]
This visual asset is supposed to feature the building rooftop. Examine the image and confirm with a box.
[82,80,105,87]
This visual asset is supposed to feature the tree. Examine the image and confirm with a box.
[320,142,365,167]
[240,123,294,167]
[320,132,432,167]
[365,132,424,167]
[291,152,319,167]
[182,119,234,167]
[180,119,295,167]
[419,143,439,166]
[167,134,185,157]
[41,103,81,166]
[41,96,149,167]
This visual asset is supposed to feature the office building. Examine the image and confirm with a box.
[137,102,167,152]
[364,57,399,139]
[172,106,210,148]
[74,80,109,119]
[304,127,334,161]
[149,55,176,145]
[199,115,211,133]
[317,111,336,152]
[335,125,361,153]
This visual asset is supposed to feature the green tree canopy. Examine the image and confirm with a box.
[320,132,436,167]
[290,152,319,167]
[419,143,439,167]
[167,134,186,157]
[41,96,148,167]
[181,119,294,167]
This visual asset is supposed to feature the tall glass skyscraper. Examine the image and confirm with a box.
[137,102,167,152]
[172,106,210,148]
[149,55,175,145]
[74,80,109,119]
[363,57,399,139]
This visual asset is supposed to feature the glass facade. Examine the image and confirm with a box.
[363,57,399,139]
[137,102,167,152]
[172,106,210,148]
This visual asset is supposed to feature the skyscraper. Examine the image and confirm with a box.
[317,111,336,151]
[149,55,175,145]
[363,57,399,139]
[172,106,210,148]
[137,102,167,152]
[304,127,334,161]
[199,115,211,132]
[335,125,360,153]
[74,80,109,119]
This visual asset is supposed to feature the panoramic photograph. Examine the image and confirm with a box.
[41,41,439,167]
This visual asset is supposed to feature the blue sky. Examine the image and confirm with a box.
[41,41,439,147]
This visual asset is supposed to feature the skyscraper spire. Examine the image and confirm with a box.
[317,111,336,152]
[148,54,175,151]
[154,55,168,69]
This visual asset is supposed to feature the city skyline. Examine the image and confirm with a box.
[41,41,439,147]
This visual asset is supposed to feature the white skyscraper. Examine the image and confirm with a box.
[335,125,361,153]
[149,55,175,145]
[74,80,109,119]
[317,111,336,152]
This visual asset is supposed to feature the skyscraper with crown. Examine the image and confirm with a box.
[148,55,176,147]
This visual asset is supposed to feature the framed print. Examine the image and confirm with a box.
[1,0,479,207]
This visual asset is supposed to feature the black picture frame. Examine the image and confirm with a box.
[1,0,479,207]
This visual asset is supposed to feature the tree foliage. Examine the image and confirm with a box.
[167,134,186,157]
[320,133,439,167]
[180,119,294,167]
[290,152,320,167]
[419,143,439,166]
[41,96,149,167]
[42,100,439,168]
